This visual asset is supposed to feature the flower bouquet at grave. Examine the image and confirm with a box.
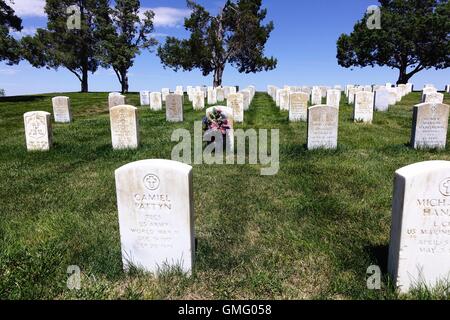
[202,108,231,148]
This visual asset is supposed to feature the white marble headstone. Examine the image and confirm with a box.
[115,159,194,275]
[166,94,183,122]
[150,92,163,111]
[110,105,139,150]
[326,89,341,109]
[140,91,150,106]
[353,91,374,123]
[411,103,449,149]
[389,161,450,293]
[307,105,339,150]
[424,92,444,104]
[109,93,126,109]
[227,93,244,123]
[52,96,72,123]
[289,92,308,122]
[374,89,390,112]
[24,111,52,151]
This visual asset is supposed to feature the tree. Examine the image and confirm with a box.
[0,0,23,64]
[95,0,157,93]
[336,0,450,85]
[21,0,104,92]
[158,0,277,87]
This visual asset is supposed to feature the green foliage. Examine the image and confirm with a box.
[21,0,105,92]
[0,0,23,64]
[337,0,450,84]
[94,0,157,93]
[158,0,277,87]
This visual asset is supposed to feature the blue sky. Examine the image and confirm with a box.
[1,0,449,96]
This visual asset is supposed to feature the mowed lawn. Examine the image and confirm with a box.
[1,90,450,300]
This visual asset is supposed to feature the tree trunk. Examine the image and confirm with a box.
[213,65,224,88]
[396,67,412,85]
[120,69,129,94]
[81,66,88,93]
[80,2,89,93]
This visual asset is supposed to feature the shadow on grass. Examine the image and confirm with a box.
[0,95,48,103]
[365,244,389,274]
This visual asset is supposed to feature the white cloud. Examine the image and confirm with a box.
[0,68,19,76]
[12,27,37,38]
[9,0,46,17]
[141,7,191,27]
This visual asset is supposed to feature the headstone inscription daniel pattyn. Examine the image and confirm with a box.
[110,105,139,150]
[389,161,450,293]
[411,103,449,150]
[52,96,72,123]
[307,105,339,150]
[115,159,195,274]
[24,111,53,151]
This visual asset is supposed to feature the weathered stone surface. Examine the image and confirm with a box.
[353,91,374,123]
[289,92,309,122]
[307,105,339,150]
[411,103,449,150]
[227,93,244,123]
[52,96,72,123]
[24,111,52,151]
[326,89,341,109]
[115,159,194,275]
[389,161,450,293]
[150,92,162,111]
[166,94,183,122]
[110,105,139,150]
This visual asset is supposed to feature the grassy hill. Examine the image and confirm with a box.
[0,91,449,300]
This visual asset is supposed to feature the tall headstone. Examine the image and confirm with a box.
[307,105,339,150]
[241,90,251,111]
[166,94,183,122]
[110,105,139,150]
[311,88,322,106]
[115,159,194,275]
[52,96,72,123]
[24,111,52,151]
[216,87,225,102]
[374,89,390,112]
[150,92,163,111]
[227,93,244,123]
[279,89,290,111]
[326,89,341,109]
[389,161,450,293]
[353,91,374,123]
[207,87,217,105]
[289,92,309,122]
[387,88,397,106]
[140,91,150,106]
[411,103,449,150]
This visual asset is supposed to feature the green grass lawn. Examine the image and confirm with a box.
[1,91,450,300]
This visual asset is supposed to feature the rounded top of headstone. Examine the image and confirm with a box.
[308,104,338,110]
[110,104,137,111]
[414,102,449,109]
[52,96,69,101]
[396,161,450,178]
[24,111,51,117]
[115,159,193,176]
